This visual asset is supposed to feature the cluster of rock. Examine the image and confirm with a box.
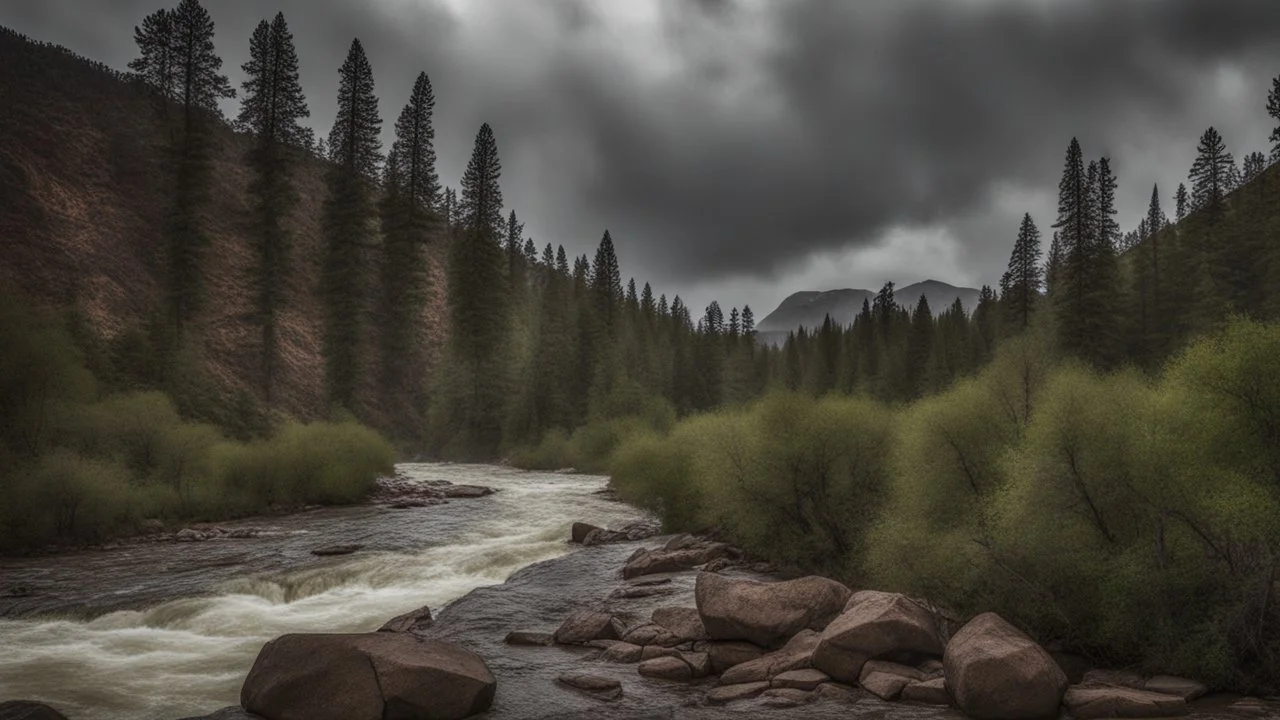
[371,474,496,509]
[526,532,1241,719]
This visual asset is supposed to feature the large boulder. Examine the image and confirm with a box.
[638,656,694,681]
[694,572,851,648]
[811,590,943,684]
[553,609,624,645]
[623,544,731,578]
[0,702,69,720]
[942,613,1067,720]
[240,633,495,720]
[1064,686,1188,719]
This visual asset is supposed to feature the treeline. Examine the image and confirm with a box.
[609,320,1280,693]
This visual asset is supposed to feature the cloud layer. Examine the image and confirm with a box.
[5,0,1280,313]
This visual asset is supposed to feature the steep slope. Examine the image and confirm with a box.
[0,26,448,428]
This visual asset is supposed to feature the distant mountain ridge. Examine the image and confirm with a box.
[756,280,980,342]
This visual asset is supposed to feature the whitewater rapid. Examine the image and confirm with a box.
[0,464,644,720]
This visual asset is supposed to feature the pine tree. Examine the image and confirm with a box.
[1188,127,1234,223]
[541,242,555,269]
[377,71,439,418]
[151,0,234,338]
[171,0,234,126]
[448,122,510,451]
[459,123,505,241]
[523,238,537,265]
[328,39,383,181]
[591,231,623,332]
[129,8,178,104]
[556,245,569,275]
[1175,183,1188,222]
[1052,138,1090,354]
[704,301,724,335]
[741,305,755,338]
[641,282,655,318]
[626,278,639,311]
[728,307,741,338]
[1000,213,1043,331]
[238,12,309,403]
[320,38,382,410]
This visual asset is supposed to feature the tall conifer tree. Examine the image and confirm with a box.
[1000,213,1043,331]
[320,38,382,411]
[238,12,309,402]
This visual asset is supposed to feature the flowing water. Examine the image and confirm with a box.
[0,464,642,720]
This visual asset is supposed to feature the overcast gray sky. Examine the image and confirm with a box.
[5,0,1280,317]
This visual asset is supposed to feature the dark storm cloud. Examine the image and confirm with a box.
[5,0,1280,296]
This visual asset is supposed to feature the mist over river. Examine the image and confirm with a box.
[0,464,643,720]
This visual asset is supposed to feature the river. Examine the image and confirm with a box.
[0,464,642,720]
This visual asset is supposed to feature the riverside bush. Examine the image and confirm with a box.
[601,318,1280,691]
[0,292,396,553]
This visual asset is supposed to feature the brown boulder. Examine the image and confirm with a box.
[811,590,943,684]
[695,572,851,648]
[1064,686,1188,719]
[557,673,623,701]
[861,670,912,700]
[638,656,694,681]
[704,640,766,674]
[901,677,951,706]
[441,485,494,498]
[0,702,70,720]
[571,522,601,544]
[651,606,709,642]
[240,633,495,720]
[943,613,1067,720]
[554,609,624,645]
[378,606,434,636]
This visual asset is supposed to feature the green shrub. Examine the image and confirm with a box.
[610,426,704,531]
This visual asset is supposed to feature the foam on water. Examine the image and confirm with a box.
[0,464,643,720]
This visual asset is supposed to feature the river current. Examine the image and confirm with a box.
[0,464,642,720]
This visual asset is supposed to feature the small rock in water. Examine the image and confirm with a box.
[310,544,363,556]
[554,609,625,645]
[175,528,209,542]
[557,673,623,701]
[571,522,602,543]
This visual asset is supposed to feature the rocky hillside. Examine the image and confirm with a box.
[0,26,447,426]
[755,280,979,344]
